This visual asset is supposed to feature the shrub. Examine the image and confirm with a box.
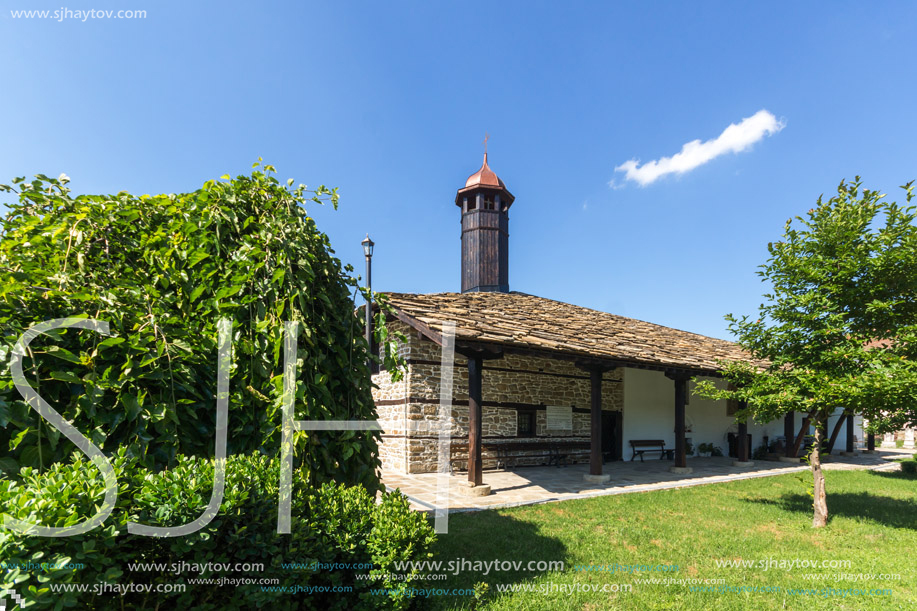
[900,460,917,474]
[0,450,436,610]
[0,166,391,491]
[698,443,723,456]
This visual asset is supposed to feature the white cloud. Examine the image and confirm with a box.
[613,109,785,187]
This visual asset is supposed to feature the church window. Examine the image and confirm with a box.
[517,410,536,437]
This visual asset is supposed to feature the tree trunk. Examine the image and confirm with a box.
[811,416,828,527]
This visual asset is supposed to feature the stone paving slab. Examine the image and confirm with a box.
[382,449,915,514]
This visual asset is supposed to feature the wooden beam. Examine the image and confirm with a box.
[575,360,616,373]
[467,355,484,486]
[391,309,444,346]
[825,413,846,453]
[791,414,814,457]
[456,343,504,361]
[589,368,603,476]
[405,359,623,382]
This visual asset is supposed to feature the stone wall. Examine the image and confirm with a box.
[371,321,624,474]
[371,329,410,473]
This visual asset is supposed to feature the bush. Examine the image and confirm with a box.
[900,460,917,474]
[0,450,436,610]
[0,166,386,491]
[698,443,722,456]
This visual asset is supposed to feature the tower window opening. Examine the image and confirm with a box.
[467,196,476,211]
[484,195,494,210]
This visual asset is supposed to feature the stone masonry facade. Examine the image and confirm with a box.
[372,322,623,474]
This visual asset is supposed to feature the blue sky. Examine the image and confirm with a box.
[2,1,916,340]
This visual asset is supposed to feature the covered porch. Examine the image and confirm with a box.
[382,449,911,513]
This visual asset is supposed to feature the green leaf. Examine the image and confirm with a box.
[214,285,243,300]
[121,394,142,420]
[188,250,210,268]
[189,285,207,302]
[49,370,82,383]
[97,337,126,350]
[45,346,81,364]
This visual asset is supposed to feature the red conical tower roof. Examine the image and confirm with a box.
[456,152,514,207]
[464,153,505,189]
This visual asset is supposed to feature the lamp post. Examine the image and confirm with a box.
[362,234,374,368]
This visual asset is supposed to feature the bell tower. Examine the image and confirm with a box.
[455,146,514,293]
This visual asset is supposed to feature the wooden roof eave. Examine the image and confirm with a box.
[389,307,444,346]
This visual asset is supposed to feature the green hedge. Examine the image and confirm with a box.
[0,450,435,610]
[0,167,385,491]
[900,459,917,474]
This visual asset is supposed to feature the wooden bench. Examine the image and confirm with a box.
[629,439,673,461]
[450,440,590,472]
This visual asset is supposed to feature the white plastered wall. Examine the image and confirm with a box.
[622,368,786,457]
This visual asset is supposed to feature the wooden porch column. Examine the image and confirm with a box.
[590,368,603,476]
[731,399,753,466]
[674,377,687,469]
[784,411,795,457]
[666,372,692,473]
[576,361,613,483]
[467,355,484,487]
[456,344,502,497]
[845,414,855,453]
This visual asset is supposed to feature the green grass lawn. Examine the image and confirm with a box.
[425,468,916,610]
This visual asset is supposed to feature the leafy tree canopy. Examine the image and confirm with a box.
[697,178,917,432]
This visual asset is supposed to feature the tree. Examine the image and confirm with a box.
[696,178,917,527]
[0,163,396,491]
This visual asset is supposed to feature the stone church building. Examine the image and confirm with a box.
[370,153,860,491]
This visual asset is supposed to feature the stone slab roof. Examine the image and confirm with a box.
[382,291,759,374]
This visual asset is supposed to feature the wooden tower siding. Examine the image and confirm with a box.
[460,198,509,293]
[456,153,514,293]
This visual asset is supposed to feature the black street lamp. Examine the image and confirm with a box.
[362,234,374,367]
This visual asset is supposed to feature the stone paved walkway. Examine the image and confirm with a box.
[382,448,915,513]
